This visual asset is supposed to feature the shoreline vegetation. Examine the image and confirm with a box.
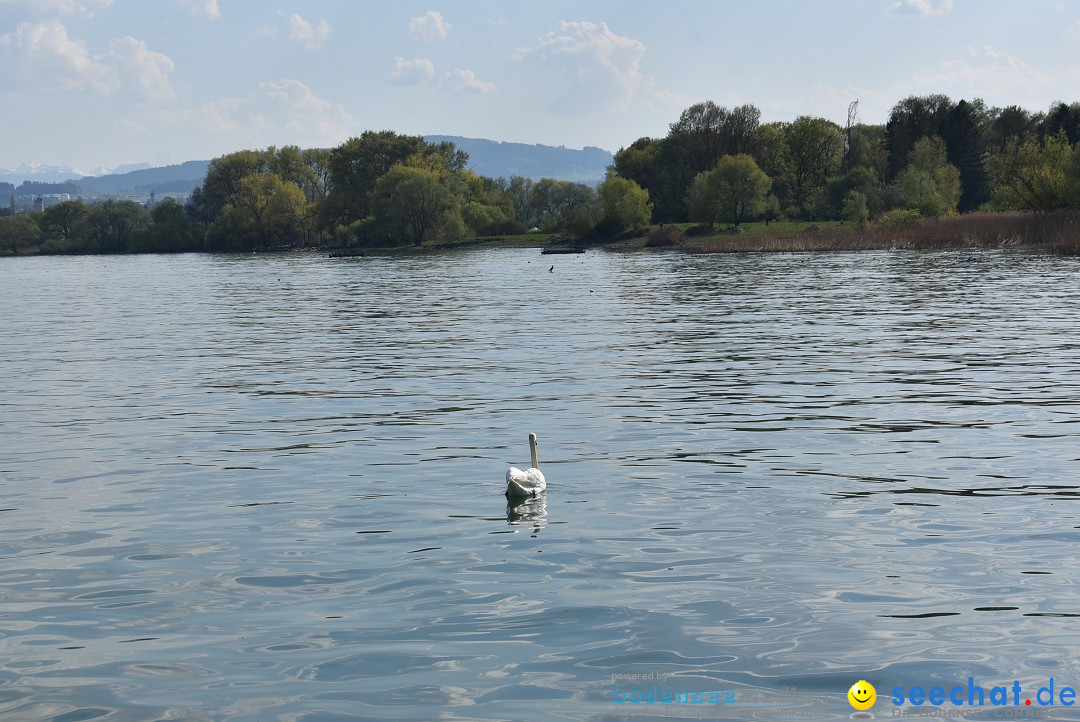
[682,211,1080,255]
[4,210,1080,258]
[5,94,1080,258]
[414,211,1080,256]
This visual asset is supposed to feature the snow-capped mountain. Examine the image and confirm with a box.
[0,162,154,185]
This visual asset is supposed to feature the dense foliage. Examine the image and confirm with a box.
[6,94,1080,255]
[615,96,1080,225]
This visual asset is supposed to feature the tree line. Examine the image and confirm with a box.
[615,95,1080,228]
[0,132,650,255]
[4,94,1080,255]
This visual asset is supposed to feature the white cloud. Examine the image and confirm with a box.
[172,0,220,20]
[514,20,660,116]
[409,10,451,42]
[102,35,176,101]
[911,45,1052,96]
[288,14,331,50]
[0,0,113,16]
[389,56,435,86]
[887,0,954,17]
[259,79,352,136]
[10,18,110,91]
[0,18,175,100]
[156,79,354,146]
[388,59,494,94]
[446,68,496,94]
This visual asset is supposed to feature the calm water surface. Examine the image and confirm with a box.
[2,250,1080,721]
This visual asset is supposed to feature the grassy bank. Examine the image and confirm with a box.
[682,212,1080,255]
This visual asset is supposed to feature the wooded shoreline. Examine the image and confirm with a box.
[4,94,1080,257]
[5,210,1079,258]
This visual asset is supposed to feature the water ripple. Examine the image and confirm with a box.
[2,250,1080,719]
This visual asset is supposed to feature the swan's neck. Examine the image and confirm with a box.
[529,433,539,469]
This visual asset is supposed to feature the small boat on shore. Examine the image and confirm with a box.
[328,249,365,258]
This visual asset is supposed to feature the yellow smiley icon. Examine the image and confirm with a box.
[848,680,876,710]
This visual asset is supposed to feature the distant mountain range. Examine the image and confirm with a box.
[0,162,155,185]
[1,136,614,197]
[76,161,212,195]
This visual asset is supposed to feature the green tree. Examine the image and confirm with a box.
[321,131,429,228]
[613,103,761,223]
[840,190,870,226]
[988,133,1073,210]
[668,102,761,177]
[553,182,596,225]
[782,116,844,218]
[941,99,991,211]
[0,214,41,254]
[233,174,308,248]
[268,145,312,187]
[507,176,535,224]
[612,138,659,192]
[896,136,961,216]
[613,137,688,221]
[142,198,201,252]
[597,176,651,233]
[885,94,954,179]
[1068,144,1080,208]
[301,147,333,202]
[423,140,470,174]
[847,124,889,185]
[67,200,149,253]
[826,166,882,219]
[371,164,451,246]
[688,154,771,226]
[1042,102,1080,144]
[528,178,562,227]
[192,150,267,224]
[459,175,520,235]
[41,200,88,242]
[988,105,1038,150]
[751,123,791,191]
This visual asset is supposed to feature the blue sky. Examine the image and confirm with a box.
[1,0,1079,173]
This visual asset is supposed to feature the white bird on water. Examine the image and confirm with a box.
[506,432,547,498]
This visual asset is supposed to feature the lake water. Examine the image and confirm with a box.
[2,249,1080,721]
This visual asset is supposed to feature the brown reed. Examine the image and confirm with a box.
[685,211,1080,255]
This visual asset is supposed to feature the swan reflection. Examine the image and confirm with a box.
[507,494,547,533]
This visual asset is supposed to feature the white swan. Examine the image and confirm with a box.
[506,432,547,497]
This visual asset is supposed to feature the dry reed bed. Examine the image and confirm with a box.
[686,212,1080,255]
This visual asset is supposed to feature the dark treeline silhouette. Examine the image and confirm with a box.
[4,94,1080,255]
